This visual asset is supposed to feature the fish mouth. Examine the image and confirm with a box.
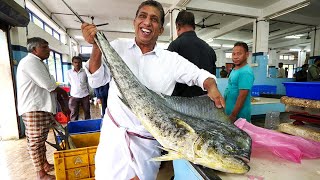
[234,155,250,163]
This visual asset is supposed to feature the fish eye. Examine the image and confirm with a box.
[225,144,233,152]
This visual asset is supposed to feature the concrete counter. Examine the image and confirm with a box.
[251,97,285,115]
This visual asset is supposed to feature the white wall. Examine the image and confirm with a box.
[27,23,69,54]
[0,30,19,140]
[215,49,233,67]
[215,49,255,67]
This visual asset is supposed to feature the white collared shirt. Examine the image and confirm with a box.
[67,68,90,98]
[17,53,58,115]
[85,39,217,179]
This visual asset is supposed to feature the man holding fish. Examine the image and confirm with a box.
[81,0,229,179]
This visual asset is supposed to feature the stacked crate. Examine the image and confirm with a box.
[54,119,102,180]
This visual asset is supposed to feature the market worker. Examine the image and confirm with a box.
[295,64,308,82]
[93,82,109,117]
[224,42,254,122]
[307,57,320,81]
[167,10,217,97]
[16,37,70,180]
[67,56,91,120]
[81,0,225,179]
[277,62,285,78]
[220,66,228,78]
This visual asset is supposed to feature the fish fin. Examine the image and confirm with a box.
[151,151,182,161]
[158,93,230,123]
[156,145,173,152]
[118,96,131,109]
[171,118,195,133]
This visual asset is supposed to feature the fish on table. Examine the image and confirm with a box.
[94,31,252,174]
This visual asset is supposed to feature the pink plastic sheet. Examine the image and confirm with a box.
[234,119,320,163]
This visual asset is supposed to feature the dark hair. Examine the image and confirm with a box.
[175,10,195,29]
[314,57,320,63]
[135,0,165,27]
[26,37,48,52]
[279,62,283,66]
[233,42,248,52]
[302,64,308,68]
[72,56,82,62]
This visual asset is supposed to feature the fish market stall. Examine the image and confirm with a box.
[174,82,320,180]
[174,152,320,180]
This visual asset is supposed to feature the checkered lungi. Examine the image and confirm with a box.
[22,111,54,171]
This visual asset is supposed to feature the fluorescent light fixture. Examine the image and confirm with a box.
[289,49,301,51]
[222,44,234,48]
[206,38,213,43]
[285,35,300,39]
[306,49,311,52]
[295,34,304,37]
[210,44,221,47]
[74,35,84,40]
[268,1,310,19]
[181,0,191,6]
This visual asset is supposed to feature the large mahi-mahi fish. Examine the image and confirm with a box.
[94,31,252,174]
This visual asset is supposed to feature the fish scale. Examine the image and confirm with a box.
[94,31,252,174]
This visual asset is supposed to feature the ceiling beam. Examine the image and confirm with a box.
[270,38,311,49]
[186,0,261,18]
[269,25,311,40]
[192,0,310,42]
[275,14,320,27]
[200,18,255,40]
[170,0,190,7]
[262,0,310,18]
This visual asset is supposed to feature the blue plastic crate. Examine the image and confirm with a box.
[283,82,320,100]
[251,85,277,97]
[173,160,203,180]
[67,119,102,134]
[56,119,102,144]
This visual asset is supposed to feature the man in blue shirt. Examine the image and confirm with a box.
[224,42,254,122]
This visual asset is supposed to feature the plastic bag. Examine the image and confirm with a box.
[55,112,70,124]
[234,118,320,163]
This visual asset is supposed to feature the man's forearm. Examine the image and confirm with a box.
[203,77,225,108]
[203,77,217,90]
[89,43,102,74]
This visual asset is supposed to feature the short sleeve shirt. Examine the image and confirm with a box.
[224,64,254,122]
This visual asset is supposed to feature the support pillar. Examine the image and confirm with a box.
[169,9,180,42]
[252,20,269,53]
[298,51,307,67]
[310,28,320,57]
[268,49,278,66]
[252,20,270,81]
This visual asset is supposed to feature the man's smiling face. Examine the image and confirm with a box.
[133,5,164,48]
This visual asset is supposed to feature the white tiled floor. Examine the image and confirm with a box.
[0,130,56,180]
